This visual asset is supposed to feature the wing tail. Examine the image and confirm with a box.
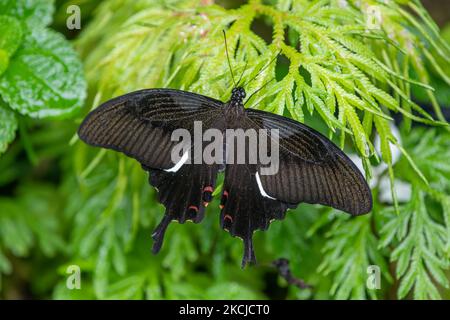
[220,164,294,267]
[148,162,221,252]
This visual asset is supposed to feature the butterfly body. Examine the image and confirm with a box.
[78,87,372,267]
[224,87,246,120]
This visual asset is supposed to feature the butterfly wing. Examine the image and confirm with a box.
[145,117,226,253]
[246,109,372,215]
[220,109,371,267]
[78,88,372,265]
[78,88,223,170]
[148,162,223,253]
[78,89,225,252]
[220,162,295,267]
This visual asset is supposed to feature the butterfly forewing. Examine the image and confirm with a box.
[245,108,372,215]
[78,89,223,170]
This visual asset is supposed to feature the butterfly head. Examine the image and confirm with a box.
[231,87,246,103]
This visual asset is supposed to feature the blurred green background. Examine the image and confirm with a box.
[1,0,450,300]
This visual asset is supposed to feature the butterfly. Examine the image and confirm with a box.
[78,33,371,267]
[78,84,372,267]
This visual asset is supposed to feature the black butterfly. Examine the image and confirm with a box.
[78,84,372,267]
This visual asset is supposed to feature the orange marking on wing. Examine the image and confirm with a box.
[203,186,213,193]
[188,205,199,212]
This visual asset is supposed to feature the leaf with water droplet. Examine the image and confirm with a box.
[0,27,86,118]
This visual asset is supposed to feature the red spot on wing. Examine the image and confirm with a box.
[203,186,213,193]
[202,186,213,204]
[220,190,229,210]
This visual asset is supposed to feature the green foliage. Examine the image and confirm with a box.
[0,117,75,292]
[0,182,65,289]
[76,0,449,156]
[1,0,450,300]
[0,26,87,118]
[380,189,448,299]
[0,102,17,154]
[0,15,23,76]
[413,22,450,107]
[318,214,391,299]
[379,128,450,299]
[0,0,55,28]
[0,0,86,154]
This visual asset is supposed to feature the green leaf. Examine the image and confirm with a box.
[0,102,17,154]
[0,15,23,56]
[0,249,12,274]
[0,27,86,118]
[318,215,388,299]
[0,0,54,28]
[0,15,23,75]
[380,188,449,300]
[0,49,8,77]
[205,282,262,299]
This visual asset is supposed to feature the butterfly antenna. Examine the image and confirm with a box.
[223,30,236,87]
[241,50,280,88]
[236,60,249,87]
[244,77,275,105]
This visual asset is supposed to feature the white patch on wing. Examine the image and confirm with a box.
[255,172,276,200]
[164,150,189,173]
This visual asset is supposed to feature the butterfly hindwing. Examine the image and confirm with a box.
[148,163,222,253]
[218,117,295,267]
[220,163,294,267]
